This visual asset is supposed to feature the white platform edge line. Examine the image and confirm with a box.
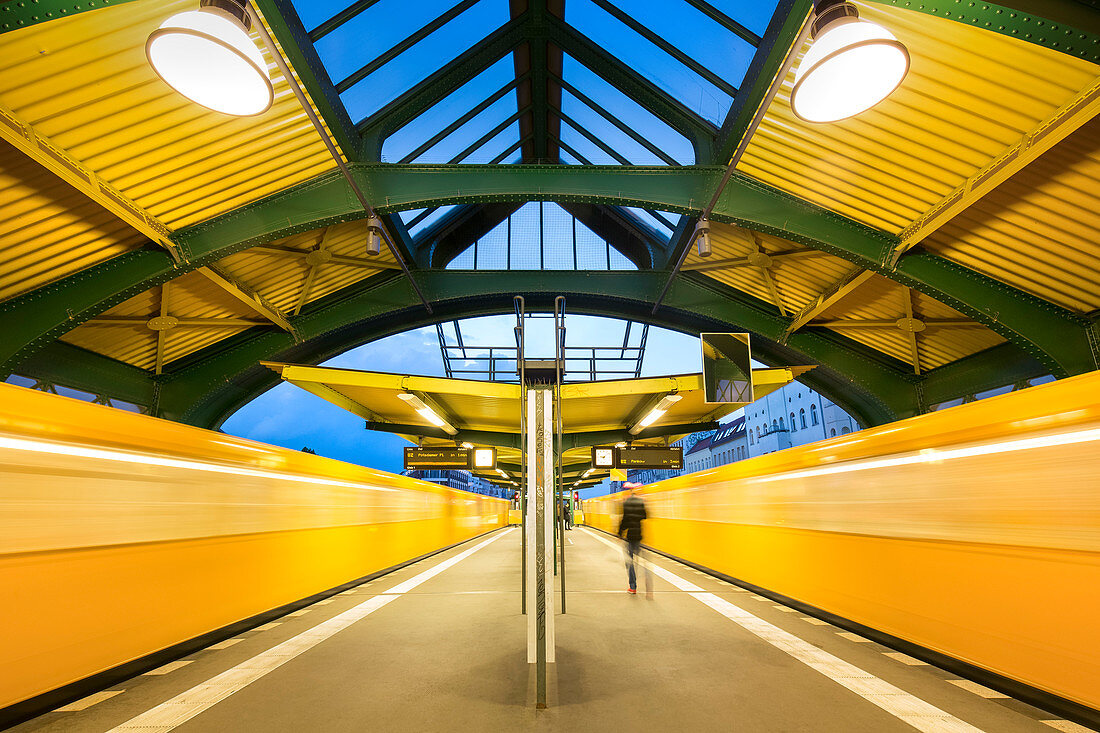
[105,528,514,733]
[582,528,986,733]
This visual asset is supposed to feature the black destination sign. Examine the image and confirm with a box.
[616,446,683,470]
[404,447,470,470]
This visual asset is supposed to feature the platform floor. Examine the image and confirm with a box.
[12,526,1090,733]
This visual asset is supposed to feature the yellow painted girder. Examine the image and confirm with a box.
[889,75,1100,266]
[0,101,179,262]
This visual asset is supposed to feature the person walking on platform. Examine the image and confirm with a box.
[617,484,652,598]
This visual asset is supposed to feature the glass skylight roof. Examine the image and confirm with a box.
[563,0,765,125]
[446,203,637,270]
[307,0,511,123]
[382,57,522,164]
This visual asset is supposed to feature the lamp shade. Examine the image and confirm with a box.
[147,7,273,116]
[791,17,909,123]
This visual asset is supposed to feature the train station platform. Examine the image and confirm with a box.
[11,527,1085,733]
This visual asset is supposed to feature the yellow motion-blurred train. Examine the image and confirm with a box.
[0,383,508,714]
[584,370,1100,714]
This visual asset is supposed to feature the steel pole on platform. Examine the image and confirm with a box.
[554,296,566,614]
[515,297,526,615]
[526,386,555,709]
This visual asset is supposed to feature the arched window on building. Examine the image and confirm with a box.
[800,408,807,429]
[789,413,796,432]
[756,426,761,439]
[779,417,785,431]
[830,428,836,437]
[749,432,754,445]
[811,404,819,426]
[772,419,778,432]
[841,426,850,434]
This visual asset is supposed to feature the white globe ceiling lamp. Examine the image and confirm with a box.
[146,0,273,116]
[790,0,910,123]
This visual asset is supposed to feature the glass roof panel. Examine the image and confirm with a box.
[559,120,621,165]
[707,0,779,37]
[561,55,694,164]
[312,0,456,84]
[382,56,516,163]
[400,205,459,237]
[559,93,668,165]
[445,203,640,270]
[294,0,355,32]
[564,0,753,125]
[336,0,510,123]
[460,120,523,164]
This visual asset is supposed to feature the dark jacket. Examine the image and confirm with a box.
[617,494,647,543]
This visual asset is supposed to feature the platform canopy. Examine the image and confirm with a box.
[263,362,809,487]
[1,0,1098,431]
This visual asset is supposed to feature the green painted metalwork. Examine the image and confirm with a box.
[919,342,1046,409]
[13,340,157,407]
[865,0,1100,63]
[254,0,363,161]
[0,0,141,33]
[2,163,1093,386]
[147,270,918,430]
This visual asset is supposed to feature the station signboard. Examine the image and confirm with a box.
[616,445,683,470]
[589,445,683,470]
[404,447,498,470]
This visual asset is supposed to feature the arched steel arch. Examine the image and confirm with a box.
[0,165,1093,386]
[113,269,1040,432]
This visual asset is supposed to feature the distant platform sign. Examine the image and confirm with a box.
[613,446,683,470]
[701,332,753,404]
[404,447,472,470]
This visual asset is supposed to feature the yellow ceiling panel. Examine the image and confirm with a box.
[0,0,337,230]
[218,220,397,312]
[814,275,1004,371]
[921,118,1100,313]
[0,139,145,303]
[738,1,1100,234]
[59,269,266,369]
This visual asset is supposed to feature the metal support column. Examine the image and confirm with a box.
[515,297,526,615]
[554,296,566,614]
[525,386,556,709]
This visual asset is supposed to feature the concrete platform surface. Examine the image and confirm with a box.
[9,526,1089,733]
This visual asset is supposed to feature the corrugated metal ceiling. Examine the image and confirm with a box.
[0,0,338,232]
[921,117,1100,314]
[0,139,145,303]
[738,1,1100,235]
[689,223,1005,371]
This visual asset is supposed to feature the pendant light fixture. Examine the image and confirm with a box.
[146,0,274,116]
[790,0,909,123]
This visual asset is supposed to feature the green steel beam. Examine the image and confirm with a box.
[253,0,363,161]
[919,342,1047,409]
[865,0,1100,63]
[10,340,157,407]
[712,0,807,165]
[0,0,141,33]
[2,163,1093,381]
[151,269,919,430]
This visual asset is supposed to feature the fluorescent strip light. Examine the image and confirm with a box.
[630,394,682,435]
[398,392,457,435]
[0,435,396,492]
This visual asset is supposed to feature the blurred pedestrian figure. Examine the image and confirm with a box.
[617,484,652,597]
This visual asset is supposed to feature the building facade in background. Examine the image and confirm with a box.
[626,381,859,486]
